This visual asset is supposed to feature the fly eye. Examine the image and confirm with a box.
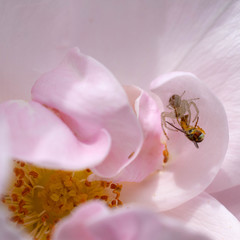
[199,133,205,141]
[188,129,194,134]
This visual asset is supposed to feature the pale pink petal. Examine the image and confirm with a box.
[121,72,228,211]
[88,209,209,240]
[114,89,164,182]
[0,0,173,100]
[0,211,30,240]
[0,0,79,102]
[0,117,11,194]
[0,116,29,239]
[0,204,31,240]
[165,192,240,240]
[150,72,228,207]
[0,100,110,170]
[53,202,109,240]
[1,1,231,101]
[53,201,210,240]
[150,1,233,76]
[53,202,108,240]
[211,185,240,221]
[32,48,143,177]
[163,2,240,192]
[123,85,142,111]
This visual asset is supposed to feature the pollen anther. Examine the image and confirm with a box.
[3,160,123,240]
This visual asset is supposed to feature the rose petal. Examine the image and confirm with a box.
[88,209,210,240]
[0,116,11,194]
[150,72,228,208]
[0,207,30,240]
[173,2,240,193]
[121,72,228,211]
[32,48,143,177]
[0,100,110,169]
[165,192,240,240]
[0,219,27,240]
[123,85,142,111]
[114,88,164,182]
[0,115,30,239]
[53,201,210,240]
[53,202,109,240]
[0,0,79,102]
[150,1,233,76]
[211,185,240,221]
[0,1,232,101]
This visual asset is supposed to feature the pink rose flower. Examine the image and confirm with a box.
[0,1,240,240]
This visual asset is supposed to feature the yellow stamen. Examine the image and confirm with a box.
[163,144,169,164]
[2,160,122,240]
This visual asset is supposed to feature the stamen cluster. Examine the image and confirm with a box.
[2,160,122,240]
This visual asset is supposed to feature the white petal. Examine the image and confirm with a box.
[0,1,231,101]
[165,193,240,240]
[0,206,30,240]
[169,2,240,193]
[121,72,227,211]
[0,116,11,194]
[211,185,240,221]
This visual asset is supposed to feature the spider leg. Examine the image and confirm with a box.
[162,112,179,131]
[182,101,191,125]
[180,90,186,98]
[189,101,199,122]
[194,117,199,127]
[187,97,200,101]
[161,112,170,140]
[161,122,169,140]
[161,112,178,140]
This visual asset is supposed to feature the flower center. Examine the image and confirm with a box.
[2,160,122,240]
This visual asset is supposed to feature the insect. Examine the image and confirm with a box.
[161,91,200,140]
[166,115,205,148]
